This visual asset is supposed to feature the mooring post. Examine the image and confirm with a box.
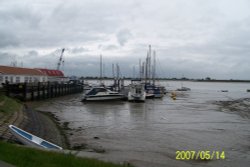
[47,81,50,98]
[23,82,27,101]
[42,84,45,99]
[5,81,9,97]
[31,84,34,101]
[37,82,40,100]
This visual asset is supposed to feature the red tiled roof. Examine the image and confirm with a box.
[36,69,64,77]
[0,66,45,76]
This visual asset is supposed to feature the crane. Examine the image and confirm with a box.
[57,48,65,70]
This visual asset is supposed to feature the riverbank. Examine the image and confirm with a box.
[1,91,250,167]
[0,94,67,148]
[0,95,132,167]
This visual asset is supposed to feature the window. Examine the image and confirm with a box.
[0,75,3,82]
[16,77,20,83]
[136,88,142,94]
[24,77,28,83]
[34,77,39,82]
[5,76,8,81]
[29,77,32,83]
[10,76,13,83]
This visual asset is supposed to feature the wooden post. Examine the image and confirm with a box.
[59,84,62,96]
[31,85,34,101]
[63,84,66,95]
[47,82,50,98]
[5,81,9,97]
[37,82,40,100]
[55,84,57,97]
[67,84,69,94]
[42,84,45,99]
[23,82,27,101]
[50,84,54,98]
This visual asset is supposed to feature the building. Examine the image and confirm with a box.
[36,68,68,83]
[0,66,47,86]
[0,66,69,87]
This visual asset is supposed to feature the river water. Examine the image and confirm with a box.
[37,81,250,167]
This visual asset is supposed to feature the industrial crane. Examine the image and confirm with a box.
[57,48,65,70]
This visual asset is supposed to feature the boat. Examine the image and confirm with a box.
[8,125,63,150]
[142,47,165,98]
[145,83,164,98]
[170,91,177,100]
[82,87,124,101]
[128,80,146,102]
[176,86,191,91]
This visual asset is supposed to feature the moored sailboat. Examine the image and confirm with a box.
[128,79,146,102]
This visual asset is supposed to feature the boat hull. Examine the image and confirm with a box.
[83,95,124,101]
[9,125,62,150]
[128,93,146,102]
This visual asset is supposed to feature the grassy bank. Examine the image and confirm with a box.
[0,141,131,167]
[0,94,22,114]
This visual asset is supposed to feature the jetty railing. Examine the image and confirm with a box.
[2,82,83,101]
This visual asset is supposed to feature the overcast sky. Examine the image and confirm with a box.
[0,0,250,79]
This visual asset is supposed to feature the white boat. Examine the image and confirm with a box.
[82,87,124,101]
[128,80,146,102]
[176,86,191,91]
[8,125,63,150]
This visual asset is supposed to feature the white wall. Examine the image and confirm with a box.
[0,74,47,85]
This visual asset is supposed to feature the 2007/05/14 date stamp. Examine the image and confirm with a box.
[176,151,225,160]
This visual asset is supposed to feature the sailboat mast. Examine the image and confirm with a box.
[142,62,145,80]
[153,50,156,86]
[116,63,120,79]
[100,54,102,83]
[139,59,141,79]
[148,45,151,83]
[145,52,149,83]
[112,63,115,79]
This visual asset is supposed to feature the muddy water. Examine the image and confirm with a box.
[37,81,250,167]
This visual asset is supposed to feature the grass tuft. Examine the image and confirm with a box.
[0,95,21,113]
[0,141,132,167]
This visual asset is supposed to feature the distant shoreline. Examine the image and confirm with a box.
[81,77,250,83]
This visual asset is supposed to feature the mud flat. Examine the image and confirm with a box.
[215,98,250,119]
[34,89,250,167]
[3,81,250,166]
[23,104,68,148]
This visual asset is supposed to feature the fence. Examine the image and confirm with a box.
[3,82,83,101]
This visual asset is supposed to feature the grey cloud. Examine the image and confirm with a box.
[69,47,88,54]
[0,52,19,66]
[102,45,119,50]
[0,0,250,79]
[116,29,132,46]
[0,31,19,48]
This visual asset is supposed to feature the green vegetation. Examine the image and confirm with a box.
[0,141,131,167]
[0,95,22,113]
